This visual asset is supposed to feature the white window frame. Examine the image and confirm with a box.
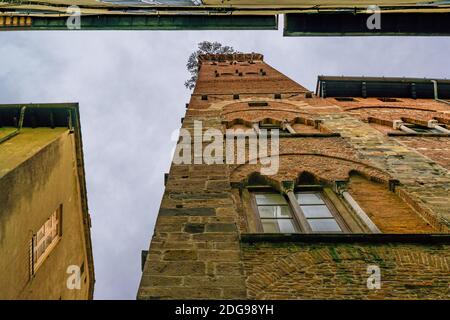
[31,205,62,274]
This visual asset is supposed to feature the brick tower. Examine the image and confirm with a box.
[138,53,450,299]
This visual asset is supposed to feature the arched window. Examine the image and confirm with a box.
[244,172,356,234]
[225,119,252,131]
[290,118,321,134]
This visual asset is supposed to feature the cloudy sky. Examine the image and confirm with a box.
[1,21,449,299]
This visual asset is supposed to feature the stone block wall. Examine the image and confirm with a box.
[137,53,450,300]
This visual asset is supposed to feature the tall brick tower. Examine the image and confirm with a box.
[138,53,450,300]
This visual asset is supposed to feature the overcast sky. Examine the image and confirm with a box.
[1,22,449,299]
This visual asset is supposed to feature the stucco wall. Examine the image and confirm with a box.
[0,128,91,299]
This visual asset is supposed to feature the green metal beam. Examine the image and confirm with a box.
[0,14,278,30]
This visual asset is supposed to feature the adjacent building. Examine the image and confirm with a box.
[0,103,94,299]
[138,53,450,299]
[0,1,449,35]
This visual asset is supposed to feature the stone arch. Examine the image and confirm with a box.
[242,171,282,192]
[223,118,253,129]
[296,171,323,185]
[222,109,306,123]
[347,106,448,123]
[219,100,312,124]
[223,117,286,131]
[259,117,283,127]
[291,116,316,126]
[346,106,434,112]
[230,153,391,186]
[348,169,387,186]
[221,100,310,113]
[290,116,324,134]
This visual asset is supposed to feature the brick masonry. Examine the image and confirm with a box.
[242,242,450,299]
[137,53,450,300]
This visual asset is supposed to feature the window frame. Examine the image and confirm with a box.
[249,188,298,233]
[248,186,350,234]
[31,205,63,275]
[294,186,350,233]
[258,122,291,134]
[403,122,442,134]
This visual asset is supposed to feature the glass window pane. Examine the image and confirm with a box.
[308,219,342,232]
[261,219,280,233]
[255,193,287,205]
[277,219,297,233]
[261,219,297,233]
[258,205,291,218]
[37,229,44,242]
[296,192,324,205]
[45,235,52,247]
[300,205,333,218]
[407,124,441,134]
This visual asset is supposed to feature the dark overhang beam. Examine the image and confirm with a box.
[0,103,80,128]
[0,14,277,30]
[284,12,450,36]
[316,77,450,99]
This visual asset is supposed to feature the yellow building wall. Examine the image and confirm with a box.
[0,128,92,299]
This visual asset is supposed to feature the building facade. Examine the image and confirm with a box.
[0,103,94,299]
[138,53,450,300]
[1,1,449,35]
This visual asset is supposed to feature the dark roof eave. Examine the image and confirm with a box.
[316,75,450,99]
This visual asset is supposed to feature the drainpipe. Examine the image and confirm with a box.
[392,120,416,133]
[341,191,381,234]
[0,106,26,144]
[427,119,450,134]
[431,80,450,106]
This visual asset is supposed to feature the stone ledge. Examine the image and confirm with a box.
[222,132,341,138]
[280,132,341,138]
[240,233,450,244]
[388,132,450,137]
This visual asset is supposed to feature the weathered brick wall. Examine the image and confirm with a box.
[242,242,450,299]
[332,99,450,171]
[348,175,435,233]
[318,113,450,230]
[138,53,450,300]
